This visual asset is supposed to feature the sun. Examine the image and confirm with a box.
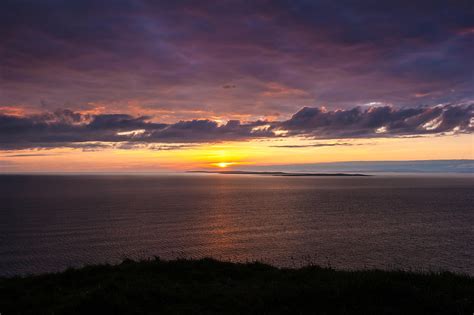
[216,162,231,168]
[209,160,240,169]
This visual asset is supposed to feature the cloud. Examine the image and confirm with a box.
[0,109,272,149]
[1,0,473,118]
[114,143,198,151]
[277,103,473,139]
[0,103,471,150]
[2,153,59,157]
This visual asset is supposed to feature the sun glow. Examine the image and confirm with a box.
[214,162,233,168]
[2,135,472,173]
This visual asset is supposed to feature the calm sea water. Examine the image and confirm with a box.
[0,174,473,276]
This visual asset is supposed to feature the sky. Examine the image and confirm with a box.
[1,0,473,172]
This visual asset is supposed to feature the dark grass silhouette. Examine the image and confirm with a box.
[1,258,473,314]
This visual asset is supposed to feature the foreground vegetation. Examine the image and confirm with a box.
[1,258,473,314]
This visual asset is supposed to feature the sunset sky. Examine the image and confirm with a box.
[1,0,473,172]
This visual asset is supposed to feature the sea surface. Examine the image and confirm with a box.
[0,174,473,276]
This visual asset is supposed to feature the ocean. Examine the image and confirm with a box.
[0,174,473,276]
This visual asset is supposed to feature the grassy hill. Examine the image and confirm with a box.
[1,258,473,314]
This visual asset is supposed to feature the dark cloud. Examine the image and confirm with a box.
[278,103,473,139]
[1,0,473,117]
[0,109,271,149]
[0,103,471,150]
[2,153,59,157]
[114,143,197,151]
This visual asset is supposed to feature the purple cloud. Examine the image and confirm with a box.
[0,103,471,150]
[1,0,473,120]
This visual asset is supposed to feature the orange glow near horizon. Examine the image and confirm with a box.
[0,134,472,172]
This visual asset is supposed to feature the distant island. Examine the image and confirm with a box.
[188,170,370,176]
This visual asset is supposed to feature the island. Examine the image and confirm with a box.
[187,170,370,176]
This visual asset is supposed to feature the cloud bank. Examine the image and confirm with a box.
[0,104,471,150]
[1,0,473,119]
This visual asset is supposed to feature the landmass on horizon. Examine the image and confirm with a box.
[187,170,370,176]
